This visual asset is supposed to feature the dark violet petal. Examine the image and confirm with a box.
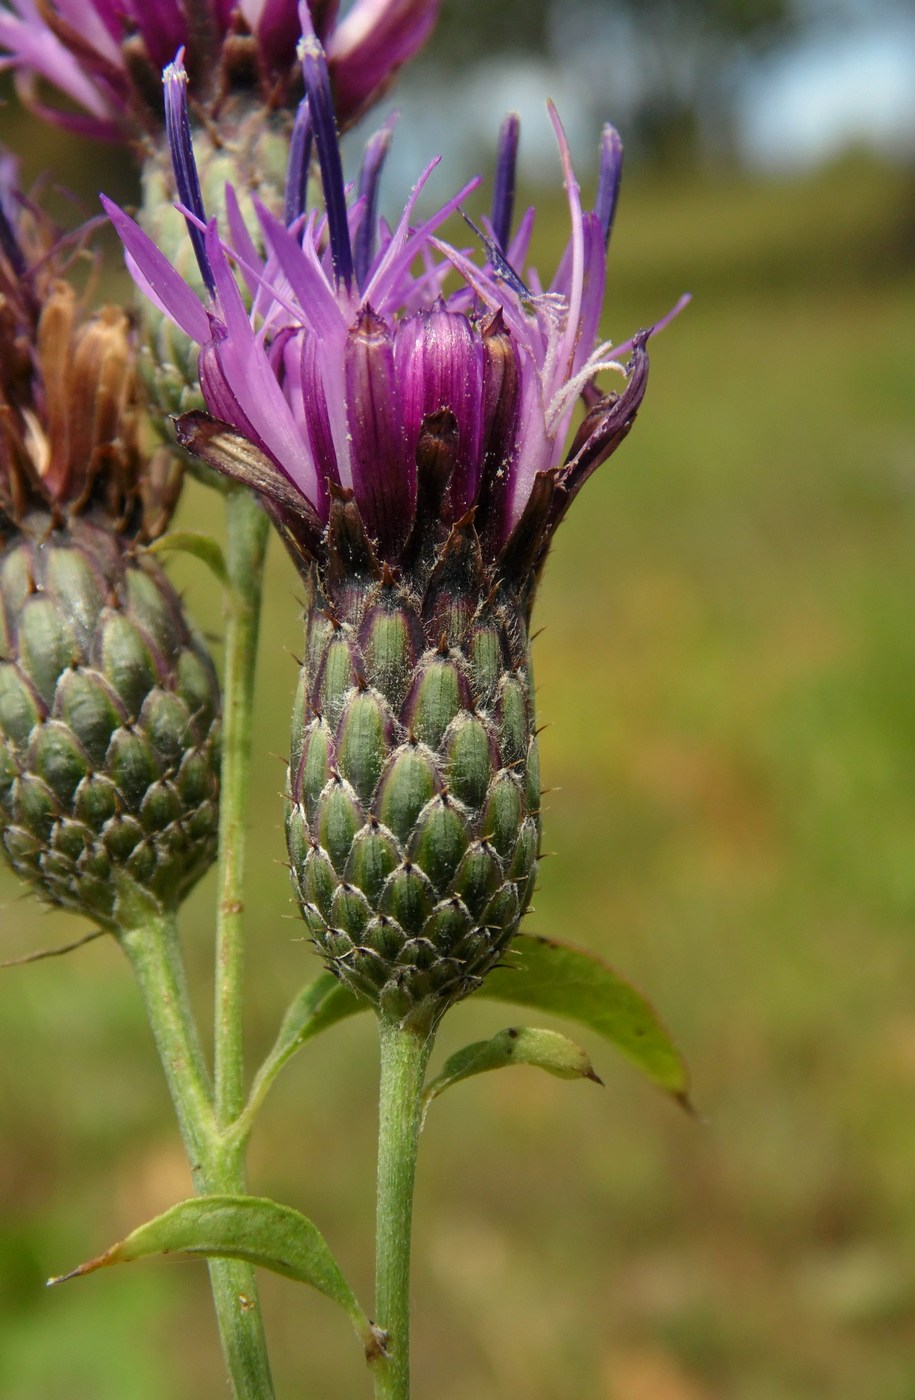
[395,308,484,520]
[300,332,339,508]
[475,310,521,546]
[558,333,650,502]
[595,123,623,251]
[163,52,214,295]
[284,97,314,227]
[101,194,210,342]
[298,13,354,287]
[325,0,440,127]
[490,111,519,253]
[353,114,395,289]
[344,307,411,557]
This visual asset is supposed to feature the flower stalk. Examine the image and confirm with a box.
[118,911,275,1399]
[214,487,271,1129]
[372,1015,437,1400]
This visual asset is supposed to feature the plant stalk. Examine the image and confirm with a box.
[214,488,270,1128]
[119,913,275,1400]
[372,1016,436,1400]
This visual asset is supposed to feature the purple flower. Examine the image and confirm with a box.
[106,25,686,590]
[0,0,440,140]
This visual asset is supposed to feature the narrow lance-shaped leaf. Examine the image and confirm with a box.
[422,1025,602,1121]
[49,1195,386,1359]
[478,933,691,1107]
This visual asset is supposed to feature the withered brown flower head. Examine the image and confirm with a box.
[0,187,181,542]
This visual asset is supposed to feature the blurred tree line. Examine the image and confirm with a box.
[426,0,910,166]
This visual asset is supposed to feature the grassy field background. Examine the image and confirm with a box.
[1,105,914,1399]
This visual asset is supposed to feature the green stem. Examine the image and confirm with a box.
[372,1016,436,1400]
[119,914,275,1400]
[214,489,270,1128]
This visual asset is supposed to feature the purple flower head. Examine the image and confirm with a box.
[107,27,686,595]
[0,0,440,141]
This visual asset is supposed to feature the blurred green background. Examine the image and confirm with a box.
[2,5,915,1397]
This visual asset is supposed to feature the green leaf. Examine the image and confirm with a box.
[147,531,228,587]
[423,1025,602,1118]
[49,1194,384,1355]
[247,973,364,1117]
[478,933,691,1107]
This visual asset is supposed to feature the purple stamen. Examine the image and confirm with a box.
[490,112,519,252]
[353,116,395,290]
[297,13,354,288]
[594,123,623,251]
[284,97,314,228]
[163,51,215,295]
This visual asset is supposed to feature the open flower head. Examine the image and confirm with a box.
[108,24,685,1021]
[0,0,440,141]
[110,27,684,595]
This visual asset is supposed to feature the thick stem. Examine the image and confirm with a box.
[119,914,275,1400]
[214,489,270,1128]
[372,1016,436,1400]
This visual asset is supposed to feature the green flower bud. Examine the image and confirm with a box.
[286,508,541,1029]
[0,194,221,931]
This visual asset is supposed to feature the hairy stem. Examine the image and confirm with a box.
[214,488,270,1128]
[119,913,275,1399]
[372,1016,436,1400]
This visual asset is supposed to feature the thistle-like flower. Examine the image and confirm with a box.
[0,177,221,931]
[0,0,440,140]
[108,21,684,1023]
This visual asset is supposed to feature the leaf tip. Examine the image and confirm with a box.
[673,1087,701,1119]
[47,1246,116,1286]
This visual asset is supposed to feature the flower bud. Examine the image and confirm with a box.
[0,191,220,931]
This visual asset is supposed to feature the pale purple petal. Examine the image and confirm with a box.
[101,194,210,342]
[204,219,319,499]
[253,200,352,340]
